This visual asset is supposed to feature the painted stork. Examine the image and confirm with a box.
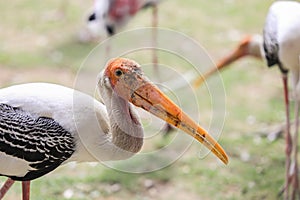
[0,58,228,200]
[264,1,300,199]
[195,1,300,199]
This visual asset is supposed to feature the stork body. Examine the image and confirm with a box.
[0,83,141,167]
[264,1,300,76]
[0,58,228,199]
[0,83,142,199]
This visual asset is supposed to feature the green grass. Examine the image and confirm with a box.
[1,0,296,199]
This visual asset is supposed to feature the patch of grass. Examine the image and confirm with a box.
[176,136,285,200]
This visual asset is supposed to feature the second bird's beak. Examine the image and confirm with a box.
[193,46,247,88]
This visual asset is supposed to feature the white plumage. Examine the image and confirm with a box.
[264,1,300,74]
[0,83,136,164]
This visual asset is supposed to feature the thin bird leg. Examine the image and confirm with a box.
[282,73,292,200]
[152,3,158,77]
[291,100,300,199]
[0,178,15,199]
[22,181,30,200]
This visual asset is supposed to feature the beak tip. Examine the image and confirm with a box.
[223,157,229,165]
[211,142,229,165]
[221,152,229,165]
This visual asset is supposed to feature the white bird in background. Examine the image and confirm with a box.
[79,0,160,88]
[79,0,161,42]
[194,1,300,199]
[0,58,228,200]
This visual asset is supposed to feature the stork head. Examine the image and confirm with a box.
[100,57,228,164]
[239,34,263,59]
[194,34,263,88]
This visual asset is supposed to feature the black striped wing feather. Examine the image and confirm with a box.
[0,103,75,181]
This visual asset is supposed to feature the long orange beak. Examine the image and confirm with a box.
[128,75,228,164]
[193,34,266,88]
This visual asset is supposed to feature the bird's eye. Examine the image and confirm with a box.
[115,69,123,77]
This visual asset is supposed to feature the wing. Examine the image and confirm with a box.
[0,103,75,181]
[263,10,280,67]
